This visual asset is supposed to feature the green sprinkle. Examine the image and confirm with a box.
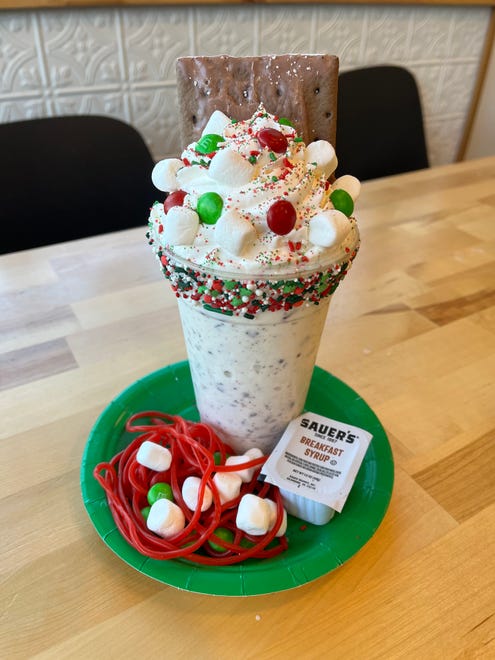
[279,117,294,127]
[271,176,278,182]
[197,285,208,294]
[231,297,244,307]
[269,152,277,162]
[203,304,233,316]
[294,137,304,143]
[224,280,237,290]
[248,155,257,165]
[239,287,252,297]
[283,282,297,293]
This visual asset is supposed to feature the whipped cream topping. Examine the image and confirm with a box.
[148,105,360,275]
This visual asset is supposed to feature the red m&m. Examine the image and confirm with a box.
[257,128,288,154]
[267,199,297,235]
[164,190,187,214]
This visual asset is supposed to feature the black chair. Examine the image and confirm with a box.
[335,65,429,181]
[0,115,157,254]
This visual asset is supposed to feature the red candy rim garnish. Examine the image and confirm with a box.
[93,412,287,565]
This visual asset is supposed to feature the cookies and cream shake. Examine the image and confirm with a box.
[147,103,360,453]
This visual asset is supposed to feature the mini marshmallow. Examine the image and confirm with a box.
[201,110,230,137]
[333,174,361,201]
[136,440,172,472]
[147,499,185,539]
[236,494,271,536]
[244,447,264,461]
[215,209,257,257]
[225,454,260,483]
[305,140,338,178]
[213,472,243,505]
[309,209,351,248]
[182,476,213,512]
[265,499,288,537]
[162,206,199,246]
[208,148,254,187]
[151,158,183,192]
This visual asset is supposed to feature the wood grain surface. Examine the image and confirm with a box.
[1,157,494,659]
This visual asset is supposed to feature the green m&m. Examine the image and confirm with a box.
[330,189,354,217]
[195,133,224,155]
[147,482,174,506]
[208,527,234,552]
[197,192,223,224]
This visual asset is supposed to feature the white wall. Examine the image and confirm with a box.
[0,4,491,166]
[464,32,495,159]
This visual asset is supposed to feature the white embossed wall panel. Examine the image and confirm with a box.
[0,5,491,170]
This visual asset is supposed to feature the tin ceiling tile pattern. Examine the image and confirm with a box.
[0,5,490,165]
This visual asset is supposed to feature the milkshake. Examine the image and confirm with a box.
[147,105,360,453]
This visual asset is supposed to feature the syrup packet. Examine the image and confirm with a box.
[260,412,372,523]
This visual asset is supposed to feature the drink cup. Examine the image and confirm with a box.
[162,250,354,454]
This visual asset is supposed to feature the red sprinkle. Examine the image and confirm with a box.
[212,280,223,292]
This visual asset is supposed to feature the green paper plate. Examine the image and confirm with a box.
[81,361,394,596]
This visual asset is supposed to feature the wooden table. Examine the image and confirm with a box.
[2,157,494,658]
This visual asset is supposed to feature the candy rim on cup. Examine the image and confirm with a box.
[155,232,359,319]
